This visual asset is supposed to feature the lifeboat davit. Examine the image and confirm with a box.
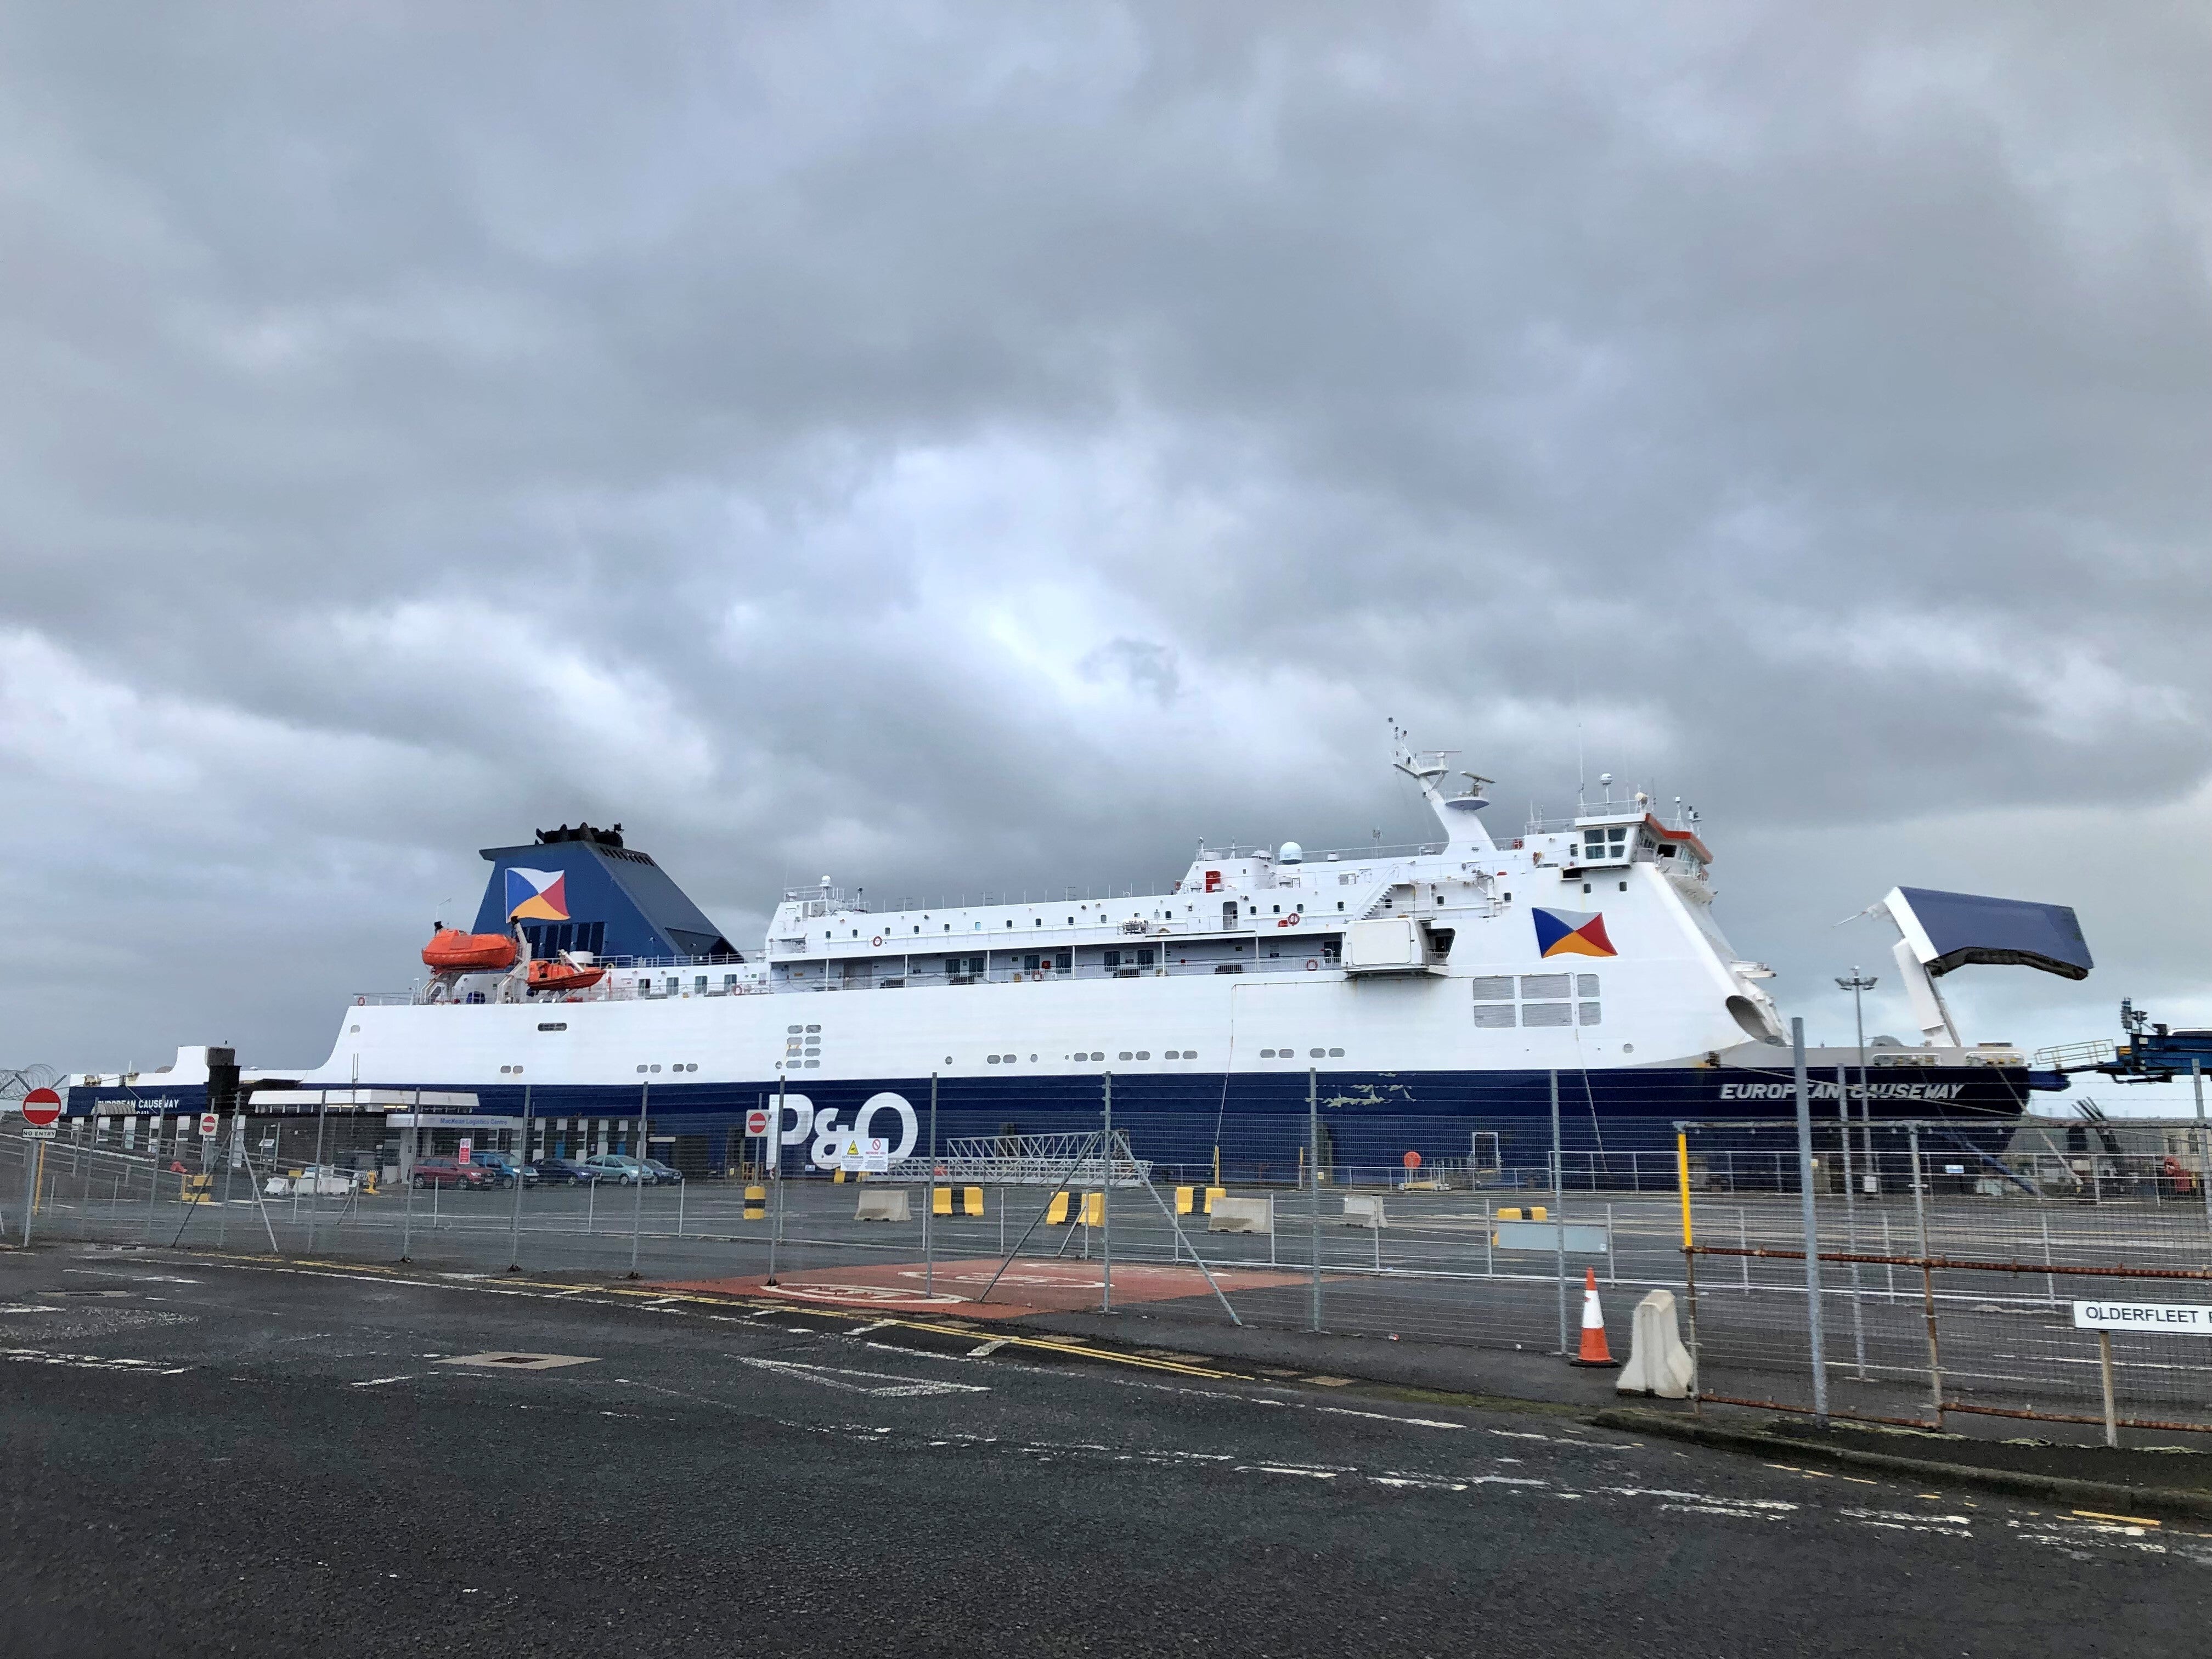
[421,929,518,972]
[526,958,606,994]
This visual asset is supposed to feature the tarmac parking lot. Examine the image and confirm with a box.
[1,1242,2207,1657]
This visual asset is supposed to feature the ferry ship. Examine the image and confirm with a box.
[63,741,2090,1178]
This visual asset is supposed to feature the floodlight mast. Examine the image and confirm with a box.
[1836,969,1878,1159]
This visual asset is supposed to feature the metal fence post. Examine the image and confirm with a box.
[767,1075,786,1287]
[2097,1330,2120,1449]
[508,1085,531,1273]
[1307,1069,1322,1331]
[1550,1070,1567,1355]
[1676,1128,1700,1412]
[925,1074,938,1301]
[400,1150,415,1262]
[2195,1062,2210,1244]
[1835,1065,1866,1380]
[1101,1073,1113,1314]
[1791,1019,1829,1425]
[1909,1125,1943,1425]
[628,1082,648,1278]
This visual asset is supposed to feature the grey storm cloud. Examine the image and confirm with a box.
[1,2,2207,1072]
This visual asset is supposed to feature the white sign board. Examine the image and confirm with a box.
[746,1108,771,1137]
[199,1113,219,1137]
[837,1136,891,1175]
[1493,1221,1611,1255]
[2073,1301,2212,1334]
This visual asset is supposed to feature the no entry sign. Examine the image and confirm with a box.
[199,1113,219,1137]
[746,1109,771,1136]
[19,1088,61,1129]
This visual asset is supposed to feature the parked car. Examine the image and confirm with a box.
[526,1157,593,1186]
[641,1158,684,1184]
[583,1154,653,1186]
[471,1150,535,1188]
[410,1155,494,1190]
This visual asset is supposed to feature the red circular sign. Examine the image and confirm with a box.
[746,1109,772,1136]
[20,1087,61,1128]
[1402,1150,1422,1170]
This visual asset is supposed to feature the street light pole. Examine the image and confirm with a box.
[1836,969,1878,1187]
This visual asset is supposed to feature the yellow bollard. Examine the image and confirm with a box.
[743,1184,767,1221]
[1079,1192,1104,1228]
[962,1186,984,1216]
[931,1186,953,1217]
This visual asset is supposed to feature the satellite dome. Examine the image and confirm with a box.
[1278,841,1304,864]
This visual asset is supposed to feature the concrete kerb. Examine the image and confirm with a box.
[1593,1407,2212,1526]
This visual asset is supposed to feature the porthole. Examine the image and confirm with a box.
[513,1065,524,1074]
[499,1065,512,1074]
[987,1054,1001,1064]
[1260,1049,1276,1059]
[787,1025,803,1035]
[1622,1043,1634,1054]
[1164,1049,1179,1060]
[1328,1047,1344,1058]
[636,1065,648,1074]
[1118,1051,1133,1062]
[803,1060,820,1068]
[1135,1051,1149,1060]
[1029,1054,1038,1062]
[1309,1048,1325,1058]
[1090,1051,1104,1061]
[349,1024,360,1034]
[1184,1050,1198,1059]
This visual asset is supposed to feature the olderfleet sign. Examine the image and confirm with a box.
[2073,1301,2212,1334]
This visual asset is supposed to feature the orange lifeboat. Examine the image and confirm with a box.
[422,929,518,972]
[527,958,606,994]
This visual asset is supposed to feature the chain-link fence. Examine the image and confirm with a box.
[1678,1104,2212,1442]
[17,1059,2207,1428]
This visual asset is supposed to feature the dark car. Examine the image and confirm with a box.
[471,1150,535,1188]
[642,1159,684,1184]
[411,1156,493,1190]
[526,1157,592,1186]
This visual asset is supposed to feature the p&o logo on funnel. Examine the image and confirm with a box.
[506,867,571,923]
[1533,907,1615,959]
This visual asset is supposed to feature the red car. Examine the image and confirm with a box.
[410,1156,493,1190]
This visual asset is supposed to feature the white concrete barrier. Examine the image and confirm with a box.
[1342,1194,1387,1229]
[1207,1195,1273,1234]
[1616,1288,1695,1398]
[855,1189,912,1223]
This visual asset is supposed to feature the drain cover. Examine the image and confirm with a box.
[437,1352,599,1371]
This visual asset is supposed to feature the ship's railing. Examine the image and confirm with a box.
[775,954,1339,992]
[2031,1038,2115,1072]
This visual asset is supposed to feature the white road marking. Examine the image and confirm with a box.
[0,1347,189,1375]
[1314,1406,1464,1430]
[967,1339,1011,1358]
[726,1354,989,1398]
[352,1375,416,1387]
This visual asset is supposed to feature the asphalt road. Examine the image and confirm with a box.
[1,1245,2205,1657]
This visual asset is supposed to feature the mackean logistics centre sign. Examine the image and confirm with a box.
[2073,1301,2212,1334]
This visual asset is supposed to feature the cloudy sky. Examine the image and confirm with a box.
[3,3,2207,1095]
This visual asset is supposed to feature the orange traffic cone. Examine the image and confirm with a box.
[1570,1268,1618,1368]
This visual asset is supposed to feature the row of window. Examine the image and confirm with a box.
[1473,1002,1601,1028]
[1470,974,1601,1000]
[1259,1048,1347,1059]
[631,1062,702,1074]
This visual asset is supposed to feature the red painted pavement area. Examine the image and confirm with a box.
[654,1256,1318,1319]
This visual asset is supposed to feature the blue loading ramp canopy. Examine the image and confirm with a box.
[1892,886,2092,981]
